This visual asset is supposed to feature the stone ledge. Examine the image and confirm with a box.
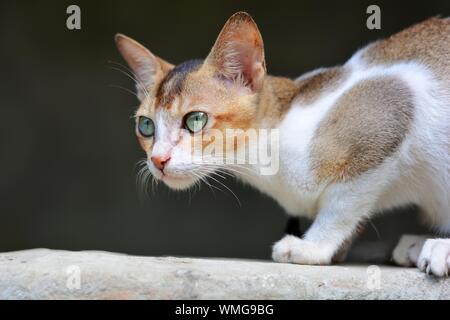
[0,249,448,299]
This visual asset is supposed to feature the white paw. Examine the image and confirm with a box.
[417,239,450,277]
[392,235,427,267]
[272,235,333,265]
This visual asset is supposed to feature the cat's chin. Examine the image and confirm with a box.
[160,174,197,190]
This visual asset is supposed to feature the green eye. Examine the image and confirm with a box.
[184,111,208,133]
[137,116,155,137]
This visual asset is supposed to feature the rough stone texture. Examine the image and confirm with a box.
[0,249,448,299]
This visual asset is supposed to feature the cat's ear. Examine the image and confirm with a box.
[115,34,173,100]
[205,12,266,93]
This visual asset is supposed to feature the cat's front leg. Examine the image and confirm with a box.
[273,184,376,265]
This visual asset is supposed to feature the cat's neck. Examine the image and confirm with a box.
[256,75,300,128]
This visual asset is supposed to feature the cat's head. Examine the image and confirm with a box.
[115,12,266,190]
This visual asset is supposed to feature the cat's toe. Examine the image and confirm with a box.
[417,239,450,277]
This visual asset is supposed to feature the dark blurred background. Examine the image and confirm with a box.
[0,0,448,261]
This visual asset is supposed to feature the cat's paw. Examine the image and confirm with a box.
[272,235,298,263]
[417,239,450,277]
[272,235,333,265]
[392,235,427,267]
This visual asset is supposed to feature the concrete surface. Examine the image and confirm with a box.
[0,249,448,299]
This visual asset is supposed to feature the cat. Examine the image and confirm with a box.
[115,12,450,277]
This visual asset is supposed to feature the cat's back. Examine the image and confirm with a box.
[292,19,450,114]
[356,17,450,80]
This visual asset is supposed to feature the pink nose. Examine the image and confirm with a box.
[151,155,171,171]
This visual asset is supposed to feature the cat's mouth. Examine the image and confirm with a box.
[146,162,202,190]
[159,172,199,190]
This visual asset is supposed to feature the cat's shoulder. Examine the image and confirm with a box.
[288,43,442,185]
[308,72,415,183]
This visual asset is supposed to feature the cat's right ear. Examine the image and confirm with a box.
[115,34,173,101]
[205,12,266,93]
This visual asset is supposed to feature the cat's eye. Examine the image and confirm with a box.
[184,111,208,133]
[137,116,155,137]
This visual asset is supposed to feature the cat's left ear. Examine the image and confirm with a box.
[205,12,266,93]
[115,34,173,101]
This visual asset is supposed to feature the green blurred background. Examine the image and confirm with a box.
[0,0,448,260]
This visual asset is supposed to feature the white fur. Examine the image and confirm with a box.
[417,238,450,276]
